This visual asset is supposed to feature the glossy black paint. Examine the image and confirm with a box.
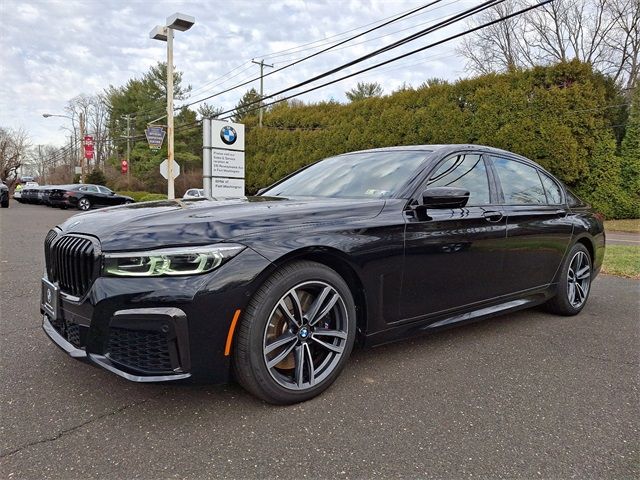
[42,144,605,384]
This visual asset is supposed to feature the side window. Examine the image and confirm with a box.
[539,172,563,204]
[98,186,111,194]
[492,157,546,205]
[427,154,490,205]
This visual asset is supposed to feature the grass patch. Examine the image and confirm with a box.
[604,219,640,233]
[602,245,640,279]
[117,191,168,202]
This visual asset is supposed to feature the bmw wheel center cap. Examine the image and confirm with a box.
[299,326,310,339]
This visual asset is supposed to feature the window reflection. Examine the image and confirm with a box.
[428,154,490,205]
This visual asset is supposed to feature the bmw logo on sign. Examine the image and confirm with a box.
[220,126,237,145]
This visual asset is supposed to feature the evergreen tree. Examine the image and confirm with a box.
[233,88,262,122]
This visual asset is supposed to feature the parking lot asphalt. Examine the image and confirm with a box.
[1,202,638,479]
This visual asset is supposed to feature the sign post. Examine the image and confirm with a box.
[202,119,245,198]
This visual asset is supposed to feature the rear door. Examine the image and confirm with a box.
[489,156,573,292]
[401,152,509,320]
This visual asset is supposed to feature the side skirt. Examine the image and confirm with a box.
[363,287,554,348]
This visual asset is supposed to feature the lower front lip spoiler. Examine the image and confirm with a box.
[42,315,191,383]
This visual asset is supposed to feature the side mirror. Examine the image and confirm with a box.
[256,187,267,195]
[110,191,115,195]
[421,187,470,209]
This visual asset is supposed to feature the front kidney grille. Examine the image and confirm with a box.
[44,231,99,297]
[106,328,174,374]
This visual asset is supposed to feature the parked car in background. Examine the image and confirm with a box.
[183,188,206,199]
[0,180,9,208]
[49,184,134,210]
[40,144,604,404]
[37,186,57,205]
[20,186,41,204]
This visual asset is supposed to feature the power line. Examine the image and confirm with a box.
[119,1,448,123]
[179,0,452,109]
[214,0,509,119]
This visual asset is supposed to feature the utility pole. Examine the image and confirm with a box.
[121,114,133,188]
[79,112,85,183]
[251,59,273,128]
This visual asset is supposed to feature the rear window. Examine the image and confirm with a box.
[492,157,546,205]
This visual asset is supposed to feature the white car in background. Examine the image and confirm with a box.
[183,188,205,200]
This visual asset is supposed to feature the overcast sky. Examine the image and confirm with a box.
[0,0,477,146]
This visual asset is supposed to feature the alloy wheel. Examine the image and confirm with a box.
[78,198,90,210]
[567,250,591,308]
[263,281,348,391]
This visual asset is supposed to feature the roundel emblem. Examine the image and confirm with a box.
[220,126,237,145]
[46,289,52,303]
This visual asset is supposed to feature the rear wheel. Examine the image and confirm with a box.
[233,261,356,404]
[1,200,8,208]
[77,197,91,211]
[545,243,592,316]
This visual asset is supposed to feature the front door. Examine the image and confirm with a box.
[401,153,509,321]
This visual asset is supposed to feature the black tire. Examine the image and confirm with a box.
[545,243,592,316]
[77,197,91,211]
[233,260,356,404]
[1,201,8,208]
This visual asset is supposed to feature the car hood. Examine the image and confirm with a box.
[58,196,386,251]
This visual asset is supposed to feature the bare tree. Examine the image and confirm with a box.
[64,94,111,172]
[0,127,30,182]
[25,145,60,183]
[459,1,533,74]
[345,82,384,102]
[605,0,640,89]
[458,0,639,88]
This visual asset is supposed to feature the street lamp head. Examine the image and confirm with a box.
[150,25,168,41]
[166,12,195,31]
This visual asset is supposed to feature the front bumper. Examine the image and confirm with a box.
[41,247,272,383]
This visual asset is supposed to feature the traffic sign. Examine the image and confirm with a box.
[145,127,166,150]
[159,159,180,179]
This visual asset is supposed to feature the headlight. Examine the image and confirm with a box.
[103,244,245,277]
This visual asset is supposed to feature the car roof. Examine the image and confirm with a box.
[343,144,531,161]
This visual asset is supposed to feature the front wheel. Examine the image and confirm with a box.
[545,243,592,316]
[233,261,356,404]
[1,200,8,208]
[77,197,91,211]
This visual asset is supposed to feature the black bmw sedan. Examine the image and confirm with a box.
[48,184,134,210]
[41,145,605,404]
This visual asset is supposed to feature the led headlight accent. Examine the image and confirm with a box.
[103,244,245,277]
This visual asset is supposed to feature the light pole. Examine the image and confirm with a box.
[43,112,86,183]
[150,12,195,200]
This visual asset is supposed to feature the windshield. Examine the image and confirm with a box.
[263,150,429,199]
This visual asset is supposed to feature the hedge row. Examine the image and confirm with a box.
[116,191,167,202]
[243,61,638,219]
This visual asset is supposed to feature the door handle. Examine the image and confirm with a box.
[483,211,503,222]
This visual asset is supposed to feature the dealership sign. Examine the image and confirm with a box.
[203,119,245,198]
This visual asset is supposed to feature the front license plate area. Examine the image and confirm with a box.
[41,278,59,321]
